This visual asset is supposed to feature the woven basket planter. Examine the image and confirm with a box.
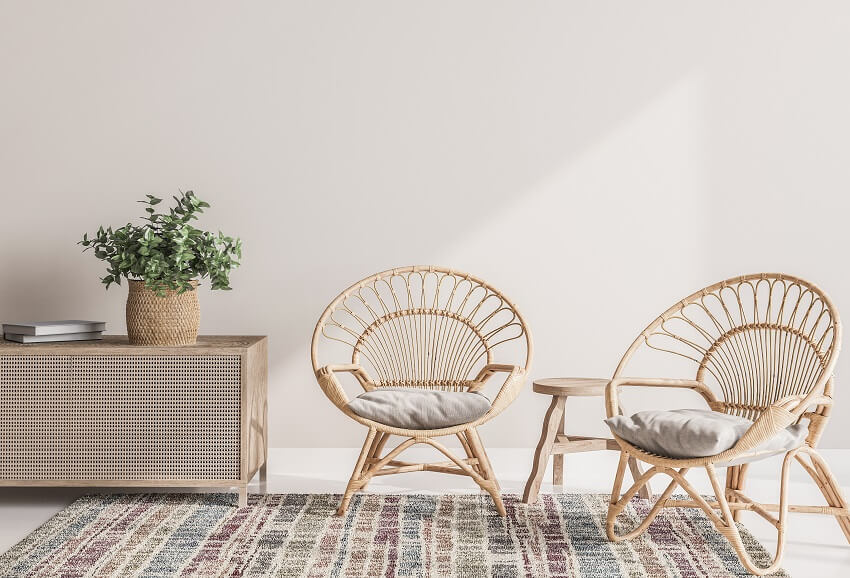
[126,280,200,346]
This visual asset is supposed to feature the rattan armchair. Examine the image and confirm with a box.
[311,266,532,516]
[605,273,847,575]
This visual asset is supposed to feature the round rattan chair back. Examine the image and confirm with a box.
[613,273,841,420]
[312,266,532,391]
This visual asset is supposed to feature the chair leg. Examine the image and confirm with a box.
[704,461,789,576]
[369,432,389,460]
[609,452,803,575]
[457,432,482,475]
[359,432,390,492]
[606,451,629,540]
[800,448,850,544]
[725,464,749,522]
[627,457,653,500]
[467,427,500,491]
[606,451,680,542]
[617,400,652,499]
[424,435,506,517]
[337,427,377,516]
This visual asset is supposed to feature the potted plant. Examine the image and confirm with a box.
[81,191,242,345]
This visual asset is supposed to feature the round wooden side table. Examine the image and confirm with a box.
[521,377,652,504]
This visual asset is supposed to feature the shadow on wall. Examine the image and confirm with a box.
[217,2,716,345]
[235,4,723,447]
[2,3,849,447]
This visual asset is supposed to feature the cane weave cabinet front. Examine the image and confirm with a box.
[0,336,268,507]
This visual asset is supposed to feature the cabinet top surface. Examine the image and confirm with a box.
[0,335,267,354]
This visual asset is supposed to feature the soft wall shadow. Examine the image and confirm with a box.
[0,2,791,449]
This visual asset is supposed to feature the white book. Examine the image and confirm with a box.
[2,320,106,336]
[4,332,104,344]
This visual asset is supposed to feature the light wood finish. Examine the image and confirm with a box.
[0,335,268,508]
[533,377,608,396]
[245,336,269,492]
[604,273,848,576]
[522,396,565,503]
[726,463,749,522]
[467,427,500,493]
[551,435,621,453]
[311,266,531,516]
[553,406,565,485]
[522,378,650,504]
[0,335,265,354]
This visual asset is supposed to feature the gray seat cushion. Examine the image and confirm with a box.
[605,408,807,463]
[348,388,491,429]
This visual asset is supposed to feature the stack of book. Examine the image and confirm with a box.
[3,320,107,343]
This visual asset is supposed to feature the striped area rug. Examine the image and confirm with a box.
[0,493,786,577]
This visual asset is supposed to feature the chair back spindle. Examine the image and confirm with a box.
[614,274,841,420]
[312,266,531,391]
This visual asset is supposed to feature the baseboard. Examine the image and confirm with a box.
[266,447,850,486]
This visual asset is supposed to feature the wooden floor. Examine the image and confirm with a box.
[2,447,849,576]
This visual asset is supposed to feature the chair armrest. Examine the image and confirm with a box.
[724,385,835,457]
[725,402,801,457]
[469,364,522,391]
[605,377,718,418]
[773,393,833,413]
[315,364,373,410]
[700,393,832,461]
[320,364,373,386]
[476,365,527,417]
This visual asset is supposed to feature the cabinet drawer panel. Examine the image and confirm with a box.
[0,356,71,479]
[1,355,241,481]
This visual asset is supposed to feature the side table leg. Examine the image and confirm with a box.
[523,396,566,504]
[553,408,565,486]
[238,485,248,508]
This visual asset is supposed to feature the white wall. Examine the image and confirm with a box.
[2,1,849,448]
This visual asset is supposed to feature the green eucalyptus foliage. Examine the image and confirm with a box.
[80,191,242,295]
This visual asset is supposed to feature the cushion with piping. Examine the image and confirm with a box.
[605,408,807,462]
[348,388,491,429]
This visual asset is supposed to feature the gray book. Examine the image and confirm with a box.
[2,320,106,336]
[4,331,104,344]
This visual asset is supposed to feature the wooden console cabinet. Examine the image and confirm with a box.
[0,335,267,507]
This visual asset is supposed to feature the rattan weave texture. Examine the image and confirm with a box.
[126,280,200,346]
[605,273,847,576]
[0,355,241,481]
[311,265,532,517]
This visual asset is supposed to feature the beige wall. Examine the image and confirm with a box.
[2,1,849,448]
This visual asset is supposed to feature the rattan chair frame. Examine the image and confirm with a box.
[311,266,532,516]
[604,273,847,575]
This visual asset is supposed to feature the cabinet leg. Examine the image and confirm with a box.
[238,485,248,508]
[259,462,268,494]
[262,402,269,486]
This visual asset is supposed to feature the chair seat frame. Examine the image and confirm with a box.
[312,266,532,516]
[604,274,847,576]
